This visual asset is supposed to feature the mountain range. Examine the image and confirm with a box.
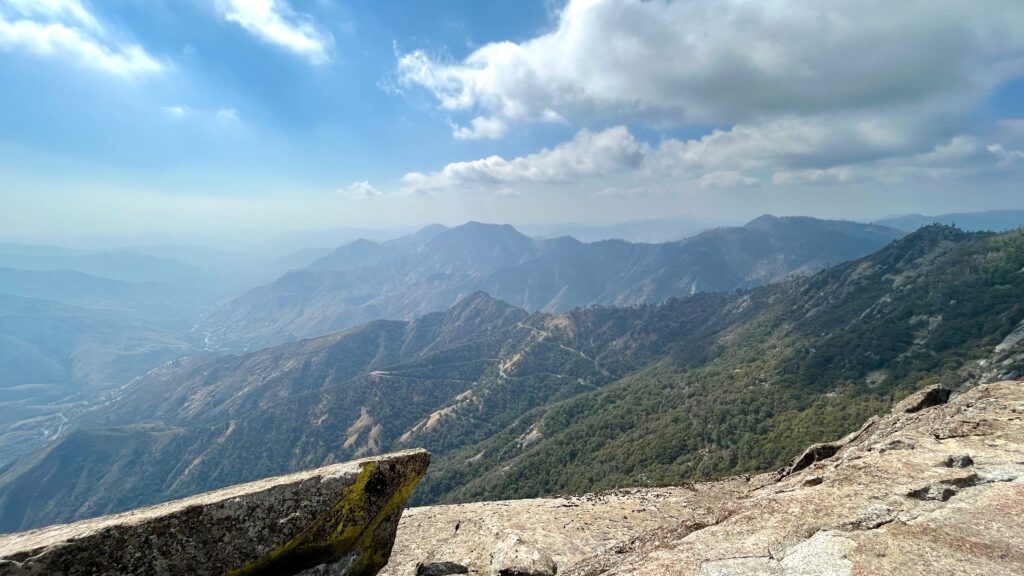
[197,216,903,351]
[875,209,1024,232]
[2,223,1020,532]
[0,215,899,472]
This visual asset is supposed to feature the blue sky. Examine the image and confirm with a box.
[1,0,1023,241]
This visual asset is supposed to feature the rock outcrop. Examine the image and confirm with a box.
[385,382,1024,576]
[5,379,1021,576]
[0,449,430,576]
[383,478,760,575]
[562,381,1024,575]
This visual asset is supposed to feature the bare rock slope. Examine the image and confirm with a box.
[384,479,760,576]
[0,449,430,576]
[387,381,1024,576]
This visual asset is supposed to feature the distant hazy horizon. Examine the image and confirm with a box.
[3,209,1024,256]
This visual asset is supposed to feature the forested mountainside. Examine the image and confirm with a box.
[197,216,902,351]
[1,225,1021,533]
[422,225,1024,503]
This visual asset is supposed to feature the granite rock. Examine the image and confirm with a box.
[489,534,557,576]
[561,381,1024,576]
[0,449,430,576]
[383,480,758,575]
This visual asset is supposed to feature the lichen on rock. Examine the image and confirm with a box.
[0,449,430,576]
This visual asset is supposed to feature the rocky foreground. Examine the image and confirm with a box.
[0,381,1020,575]
[0,449,430,575]
[387,381,1024,576]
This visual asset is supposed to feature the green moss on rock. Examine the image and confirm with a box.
[225,458,427,576]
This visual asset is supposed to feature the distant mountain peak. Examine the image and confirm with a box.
[347,238,382,247]
[744,214,781,227]
[442,221,527,237]
[450,290,505,311]
[875,209,1024,233]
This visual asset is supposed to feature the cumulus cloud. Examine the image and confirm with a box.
[642,113,944,180]
[339,181,382,199]
[397,0,1024,134]
[213,0,333,64]
[451,116,508,140]
[403,123,1024,196]
[402,126,645,193]
[773,136,1024,185]
[0,0,164,76]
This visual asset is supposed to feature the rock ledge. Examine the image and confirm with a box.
[0,449,430,576]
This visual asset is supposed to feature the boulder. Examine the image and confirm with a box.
[894,383,951,413]
[416,561,470,575]
[490,534,558,576]
[787,441,842,473]
[0,449,430,576]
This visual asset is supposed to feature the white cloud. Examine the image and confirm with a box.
[3,0,98,30]
[697,171,758,189]
[403,124,1024,196]
[162,106,243,124]
[0,0,164,76]
[402,126,645,193]
[216,108,239,121]
[642,114,934,178]
[339,181,382,199]
[988,144,1024,166]
[162,105,191,118]
[772,167,864,186]
[397,0,1024,135]
[213,0,333,64]
[773,136,1023,185]
[451,116,508,140]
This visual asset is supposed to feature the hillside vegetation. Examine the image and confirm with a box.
[1,225,1021,531]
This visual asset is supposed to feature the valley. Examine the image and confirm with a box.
[1,223,1020,533]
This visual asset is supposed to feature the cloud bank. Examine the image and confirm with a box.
[395,0,1024,196]
[398,0,1024,130]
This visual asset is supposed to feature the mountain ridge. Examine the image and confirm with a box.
[1,224,1020,532]
[198,216,903,351]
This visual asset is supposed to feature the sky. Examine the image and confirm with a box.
[1,0,1023,242]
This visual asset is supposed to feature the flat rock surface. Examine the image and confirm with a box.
[561,381,1024,576]
[382,476,761,575]
[0,449,430,576]
[382,382,1024,576]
